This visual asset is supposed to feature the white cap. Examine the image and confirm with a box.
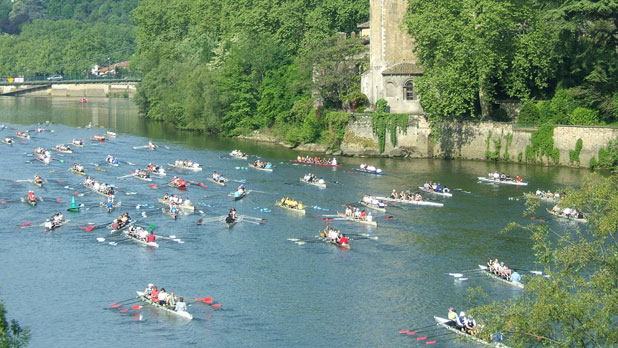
[460,312,466,317]
[148,283,153,288]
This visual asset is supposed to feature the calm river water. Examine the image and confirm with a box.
[0,97,589,347]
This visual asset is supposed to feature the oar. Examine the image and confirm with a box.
[188,181,208,188]
[81,223,110,232]
[117,173,136,179]
[399,324,440,335]
[417,331,456,341]
[110,298,140,307]
[513,268,546,276]
[154,234,183,243]
[242,220,263,225]
[108,239,134,246]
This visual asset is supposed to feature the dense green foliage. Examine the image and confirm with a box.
[405,0,618,125]
[371,99,408,153]
[132,0,368,142]
[568,138,583,165]
[0,0,137,76]
[590,137,618,171]
[472,174,618,347]
[525,124,560,164]
[0,298,30,348]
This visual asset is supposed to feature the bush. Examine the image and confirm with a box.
[491,107,509,122]
[343,91,369,112]
[550,89,579,124]
[570,107,599,126]
[517,100,540,125]
[536,100,552,124]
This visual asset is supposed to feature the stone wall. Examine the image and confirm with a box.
[340,114,618,167]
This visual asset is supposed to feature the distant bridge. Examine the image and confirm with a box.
[0,78,141,97]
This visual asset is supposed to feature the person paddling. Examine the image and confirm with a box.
[147,231,156,244]
[175,297,187,312]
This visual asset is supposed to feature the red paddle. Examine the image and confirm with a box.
[323,218,334,222]
[212,304,222,308]
[426,340,437,344]
[399,330,409,334]
[384,216,394,220]
[150,184,157,189]
[22,222,31,226]
[131,305,142,310]
[120,309,129,312]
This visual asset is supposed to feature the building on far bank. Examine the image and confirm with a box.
[360,0,423,114]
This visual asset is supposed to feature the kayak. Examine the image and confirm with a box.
[135,291,191,319]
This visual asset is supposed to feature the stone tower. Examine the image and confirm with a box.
[360,0,423,114]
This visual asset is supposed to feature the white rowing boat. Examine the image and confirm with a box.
[478,265,524,289]
[83,182,115,197]
[229,151,248,160]
[132,172,153,182]
[546,208,588,223]
[45,219,70,231]
[249,163,273,172]
[418,186,453,197]
[477,177,528,186]
[359,200,386,212]
[157,198,195,213]
[434,316,510,347]
[124,231,159,247]
[136,291,192,319]
[374,196,444,207]
[523,193,559,204]
[207,177,227,186]
[299,178,326,188]
[168,163,203,171]
[319,231,350,249]
[337,212,378,226]
[275,201,306,215]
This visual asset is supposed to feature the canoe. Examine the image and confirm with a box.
[359,201,386,212]
[299,178,326,189]
[374,196,443,207]
[477,176,528,186]
[478,265,524,289]
[290,160,342,168]
[418,186,453,197]
[275,201,306,215]
[434,316,510,347]
[168,163,203,171]
[136,291,192,320]
[319,231,350,249]
[207,177,227,186]
[248,163,273,172]
[351,168,386,175]
[157,198,195,213]
[70,168,86,175]
[546,208,588,223]
[337,212,378,226]
[124,231,159,247]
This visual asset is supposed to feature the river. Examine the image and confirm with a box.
[0,97,589,347]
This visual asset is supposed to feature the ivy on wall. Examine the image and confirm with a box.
[525,124,560,164]
[568,138,583,165]
[503,133,513,161]
[371,99,409,153]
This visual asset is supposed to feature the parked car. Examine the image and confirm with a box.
[46,74,63,81]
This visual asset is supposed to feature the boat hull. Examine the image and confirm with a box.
[136,291,191,319]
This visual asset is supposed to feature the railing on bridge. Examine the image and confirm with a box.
[0,74,141,86]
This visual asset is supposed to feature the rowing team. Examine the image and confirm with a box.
[343,205,373,222]
[147,163,165,174]
[27,191,37,203]
[127,224,156,242]
[303,173,324,184]
[174,159,200,169]
[235,185,246,197]
[106,155,119,165]
[4,137,13,144]
[133,168,151,179]
[423,181,450,193]
[72,138,83,146]
[280,196,304,210]
[16,131,30,139]
[359,163,381,173]
[226,207,238,223]
[111,213,131,230]
[535,189,565,199]
[170,176,187,188]
[212,171,226,183]
[53,144,71,152]
[84,176,115,196]
[34,147,51,159]
[487,258,521,282]
[390,189,423,202]
[230,149,246,157]
[488,170,523,182]
[445,307,477,336]
[143,283,187,313]
[72,163,85,173]
[34,173,43,185]
[323,225,349,246]
[44,212,64,229]
[252,160,272,169]
[162,193,190,205]
[550,205,585,219]
[361,194,385,208]
[296,155,337,166]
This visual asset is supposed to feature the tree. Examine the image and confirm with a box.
[471,173,618,347]
[0,298,30,348]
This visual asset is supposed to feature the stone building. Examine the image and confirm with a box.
[360,0,423,114]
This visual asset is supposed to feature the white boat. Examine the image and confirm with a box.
[546,208,587,223]
[135,291,192,319]
[319,231,350,249]
[275,201,306,215]
[147,166,166,176]
[52,145,72,154]
[207,177,227,186]
[359,200,386,212]
[249,163,273,172]
[478,177,528,186]
[124,231,159,247]
[337,212,378,226]
[84,182,115,197]
[299,178,326,188]
[434,316,510,347]
[229,151,248,160]
[157,198,195,213]
[168,163,203,171]
[106,131,117,138]
[374,196,443,207]
[132,172,153,182]
[418,187,453,197]
[478,265,524,289]
[45,219,70,231]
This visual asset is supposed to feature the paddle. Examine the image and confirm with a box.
[188,181,208,189]
[417,331,456,341]
[384,216,394,220]
[110,298,139,307]
[399,324,439,335]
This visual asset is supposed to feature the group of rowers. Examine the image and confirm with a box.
[225,206,238,223]
[488,171,523,182]
[252,160,272,169]
[322,225,349,246]
[34,147,51,160]
[106,155,119,165]
[133,168,151,179]
[390,189,423,202]
[4,136,14,144]
[212,171,227,183]
[84,176,115,196]
[162,193,191,206]
[302,173,325,184]
[422,181,450,193]
[127,224,156,243]
[27,190,37,203]
[34,173,44,185]
[534,189,565,200]
[487,258,521,283]
[296,155,338,166]
[342,205,373,222]
[53,144,71,152]
[170,176,187,188]
[72,138,84,146]
[279,197,304,210]
[361,194,385,209]
[16,131,31,139]
[174,160,200,169]
[143,283,187,313]
[230,149,246,158]
[446,307,477,335]
[147,163,165,175]
[72,163,85,173]
[111,212,131,231]
[44,212,65,229]
[550,205,585,219]
[359,163,382,173]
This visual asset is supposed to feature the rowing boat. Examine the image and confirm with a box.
[84,182,115,197]
[299,178,326,188]
[124,231,159,247]
[110,220,132,233]
[359,201,386,212]
[16,133,31,139]
[351,168,386,175]
[290,160,342,168]
[70,168,86,175]
[156,198,195,213]
[33,180,43,188]
[374,196,444,207]
[546,208,588,223]
[229,152,248,160]
[275,201,306,215]
[225,215,243,228]
[21,197,37,207]
[523,193,559,204]
[319,231,350,249]
[45,219,70,231]
[136,291,192,319]
[132,172,153,182]
[106,131,117,138]
[233,191,247,201]
[418,186,453,197]
[133,145,156,150]
[478,265,524,289]
[434,316,510,347]
[147,167,166,176]
[92,135,107,142]
[3,138,13,145]
[477,177,528,186]
[52,146,72,154]
[248,163,273,172]
[71,142,84,147]
[168,182,186,190]
[337,212,378,226]
[168,163,203,171]
[207,177,227,186]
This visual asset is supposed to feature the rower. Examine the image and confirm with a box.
[339,234,349,246]
[158,288,168,305]
[455,312,466,331]
[175,296,187,312]
[150,286,159,300]
[170,204,178,216]
[446,307,457,326]
[147,231,156,243]
[464,315,477,335]
[27,191,36,203]
[139,227,149,240]
[511,270,522,283]
[144,283,154,296]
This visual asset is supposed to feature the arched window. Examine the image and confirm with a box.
[404,80,415,100]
